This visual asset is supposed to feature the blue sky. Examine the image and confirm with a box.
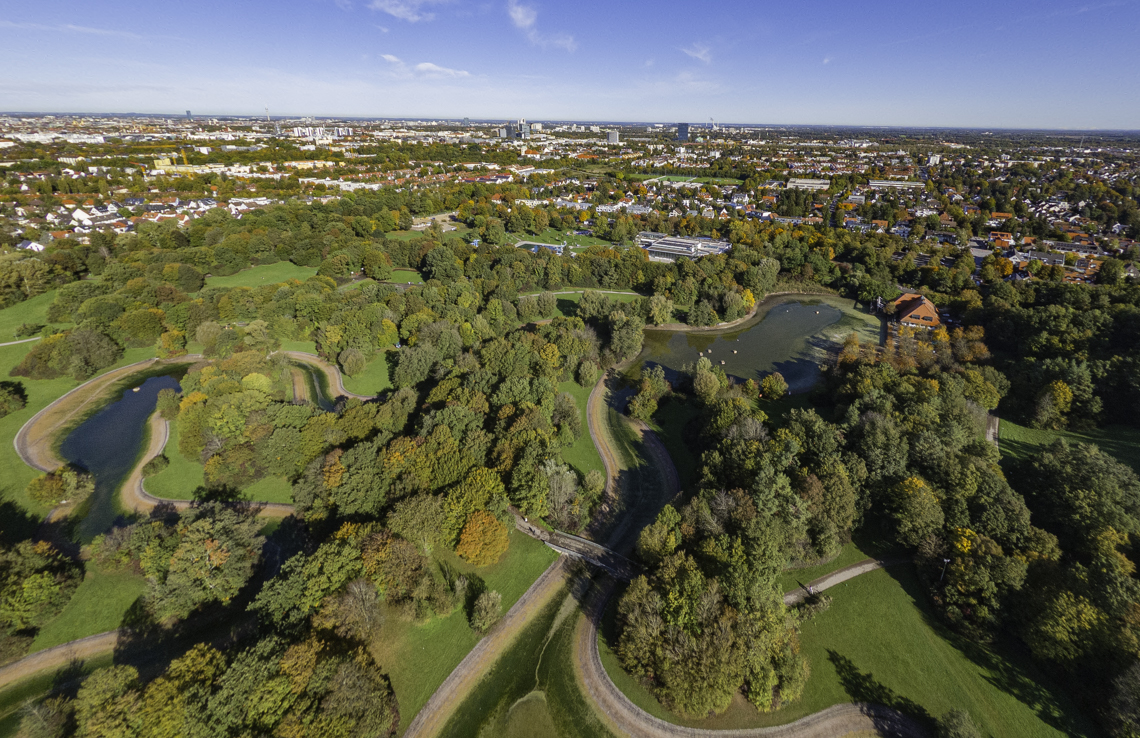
[1,0,1138,129]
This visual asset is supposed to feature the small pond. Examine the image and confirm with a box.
[60,375,181,541]
[634,295,882,394]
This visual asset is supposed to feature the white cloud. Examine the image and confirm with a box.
[681,43,711,64]
[375,24,390,32]
[367,0,447,22]
[414,62,470,77]
[379,54,469,78]
[506,0,576,51]
[822,56,832,64]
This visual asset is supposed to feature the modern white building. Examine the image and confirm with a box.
[636,232,731,262]
[786,178,831,191]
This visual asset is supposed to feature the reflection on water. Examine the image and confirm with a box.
[60,375,181,541]
[637,297,876,394]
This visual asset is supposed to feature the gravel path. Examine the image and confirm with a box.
[402,557,571,737]
[0,630,122,691]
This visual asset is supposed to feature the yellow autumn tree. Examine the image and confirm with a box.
[455,511,509,566]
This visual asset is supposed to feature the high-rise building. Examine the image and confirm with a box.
[186,110,192,120]
[607,131,620,144]
[677,123,689,141]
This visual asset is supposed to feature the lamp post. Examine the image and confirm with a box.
[939,558,951,583]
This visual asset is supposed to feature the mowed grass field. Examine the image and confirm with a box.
[342,352,392,396]
[999,417,1140,473]
[389,268,424,285]
[370,530,557,734]
[0,290,68,341]
[29,565,146,652]
[598,567,1099,737]
[557,380,604,481]
[203,261,317,290]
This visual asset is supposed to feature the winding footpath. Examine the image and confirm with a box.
[3,331,923,737]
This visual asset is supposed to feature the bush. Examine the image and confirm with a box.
[760,372,789,399]
[26,466,95,506]
[142,455,170,477]
[0,380,26,418]
[470,590,502,634]
[577,359,599,388]
[15,323,44,338]
[937,709,982,738]
[339,347,367,377]
[455,510,509,566]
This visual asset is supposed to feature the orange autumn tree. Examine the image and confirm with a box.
[455,511,509,566]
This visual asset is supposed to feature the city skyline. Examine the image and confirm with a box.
[1,0,1138,129]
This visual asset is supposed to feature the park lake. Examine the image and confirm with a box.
[60,374,180,540]
[634,294,884,392]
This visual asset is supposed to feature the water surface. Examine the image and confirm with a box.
[636,296,880,394]
[60,375,181,540]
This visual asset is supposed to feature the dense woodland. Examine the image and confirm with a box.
[2,180,1140,736]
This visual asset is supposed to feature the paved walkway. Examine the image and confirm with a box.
[574,558,925,738]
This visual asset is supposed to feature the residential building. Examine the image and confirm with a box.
[893,294,941,329]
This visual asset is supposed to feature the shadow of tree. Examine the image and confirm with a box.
[885,563,1099,737]
[0,495,41,546]
[827,649,934,735]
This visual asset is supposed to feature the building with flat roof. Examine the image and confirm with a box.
[867,180,925,190]
[787,178,830,191]
[637,232,731,262]
[607,130,620,144]
[677,123,689,141]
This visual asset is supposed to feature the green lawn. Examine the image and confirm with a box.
[441,587,614,738]
[204,262,317,290]
[388,269,424,285]
[999,418,1140,473]
[30,566,146,652]
[777,540,874,593]
[342,352,392,396]
[145,423,293,504]
[0,290,69,341]
[599,567,1099,737]
[557,381,604,481]
[372,530,557,734]
[340,278,375,292]
[540,291,641,320]
[144,423,204,499]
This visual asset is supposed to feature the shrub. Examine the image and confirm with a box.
[14,323,44,338]
[26,466,95,506]
[142,455,170,478]
[937,709,982,738]
[339,347,367,377]
[0,381,26,418]
[455,510,509,566]
[577,359,599,388]
[760,372,789,399]
[470,590,502,634]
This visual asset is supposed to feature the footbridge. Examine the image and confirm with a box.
[513,512,640,581]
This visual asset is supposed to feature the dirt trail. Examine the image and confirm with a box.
[14,358,178,473]
[401,558,571,737]
[0,630,123,692]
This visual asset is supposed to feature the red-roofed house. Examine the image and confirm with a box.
[893,294,941,329]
